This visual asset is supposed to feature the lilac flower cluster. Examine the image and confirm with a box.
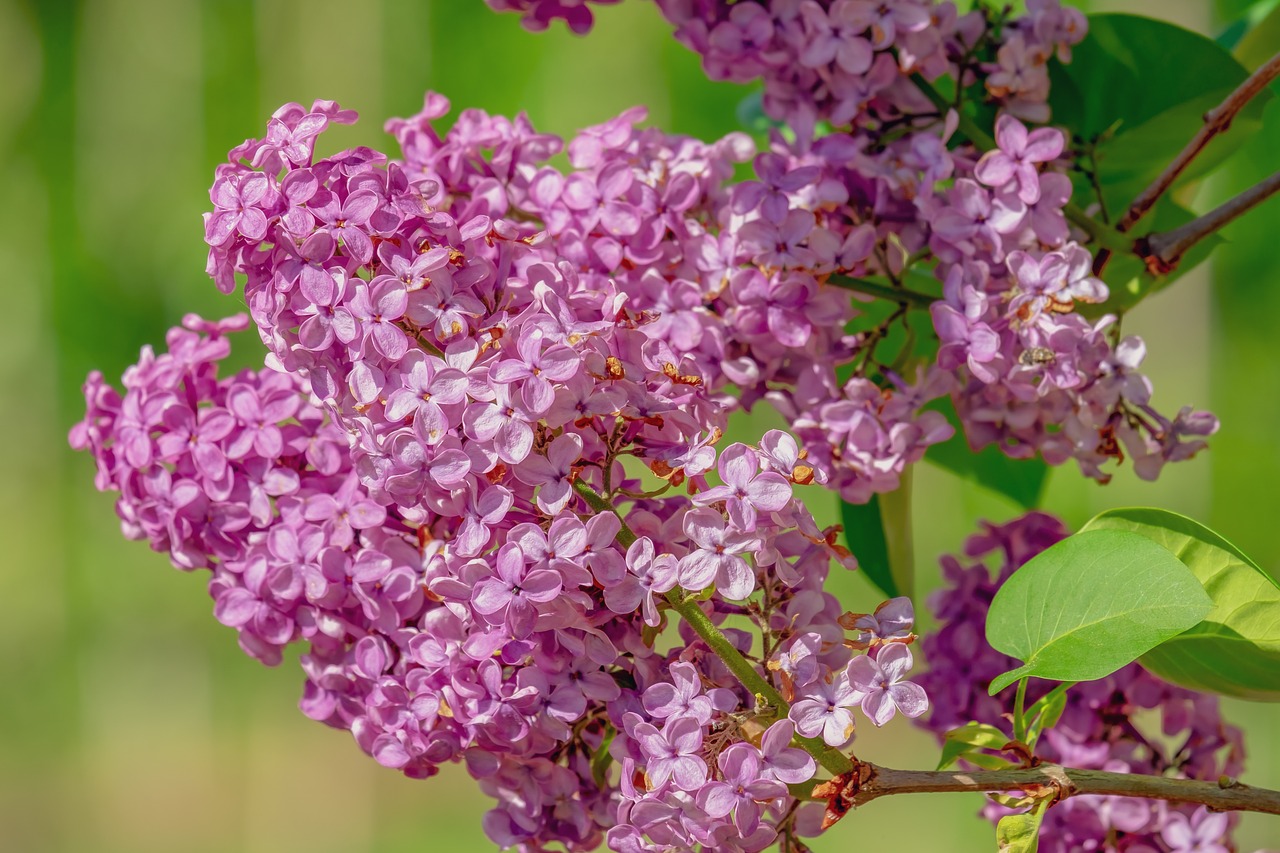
[83,90,939,841]
[69,314,385,667]
[485,0,1216,485]
[914,513,1247,853]
[206,89,955,508]
[485,0,621,34]
[74,307,929,849]
[496,1,1084,130]
[70,3,1239,851]
[605,595,927,850]
[927,116,1217,482]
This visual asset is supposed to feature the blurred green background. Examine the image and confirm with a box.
[3,0,1277,850]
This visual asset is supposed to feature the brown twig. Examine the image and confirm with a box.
[1118,51,1280,233]
[820,760,1280,818]
[1138,170,1280,273]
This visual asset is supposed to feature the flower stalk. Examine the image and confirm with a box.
[572,478,855,776]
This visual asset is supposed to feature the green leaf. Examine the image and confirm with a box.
[1091,92,1257,214]
[996,801,1048,853]
[1050,14,1263,139]
[1050,14,1268,219]
[985,530,1214,695]
[840,495,898,599]
[591,725,616,787]
[1235,1,1280,70]
[881,468,915,599]
[1082,508,1280,701]
[924,398,1049,509]
[937,722,1011,770]
[735,88,781,142]
[1024,682,1071,747]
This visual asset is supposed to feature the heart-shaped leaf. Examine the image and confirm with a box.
[1083,507,1280,701]
[1049,14,1267,170]
[986,530,1213,695]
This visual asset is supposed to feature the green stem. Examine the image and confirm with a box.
[828,275,937,311]
[572,479,637,547]
[572,478,854,777]
[880,467,915,600]
[910,73,994,149]
[1065,203,1132,253]
[1013,677,1029,743]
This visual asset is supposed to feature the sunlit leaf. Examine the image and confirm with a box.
[937,722,1011,770]
[1083,508,1280,701]
[986,530,1213,694]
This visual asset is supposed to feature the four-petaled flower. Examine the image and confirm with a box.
[678,507,759,600]
[693,444,791,532]
[845,642,929,726]
[974,114,1064,204]
[471,543,563,639]
[632,717,708,791]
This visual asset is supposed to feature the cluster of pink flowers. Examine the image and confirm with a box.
[914,512,1246,853]
[486,0,1214,485]
[70,2,1237,851]
[495,0,1084,128]
[73,306,920,849]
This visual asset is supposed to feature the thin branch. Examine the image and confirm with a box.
[1119,51,1280,233]
[839,760,1280,816]
[910,73,994,149]
[1065,203,1131,253]
[826,274,937,310]
[1139,169,1280,272]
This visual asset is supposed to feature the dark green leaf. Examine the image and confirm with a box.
[1050,14,1262,138]
[1050,14,1268,219]
[840,496,898,599]
[924,398,1049,509]
[1083,508,1280,701]
[735,89,779,140]
[986,530,1214,695]
[1091,92,1256,214]
[1085,199,1224,314]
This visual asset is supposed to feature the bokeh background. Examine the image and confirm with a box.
[2,0,1277,850]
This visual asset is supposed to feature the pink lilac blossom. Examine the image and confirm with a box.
[484,0,1213,487]
[913,513,1246,853]
[70,2,1237,850]
[72,309,929,852]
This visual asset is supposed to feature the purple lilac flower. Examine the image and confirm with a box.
[677,507,758,600]
[695,743,787,835]
[789,675,860,746]
[692,443,792,531]
[845,642,928,726]
[975,114,1064,204]
[633,717,708,791]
